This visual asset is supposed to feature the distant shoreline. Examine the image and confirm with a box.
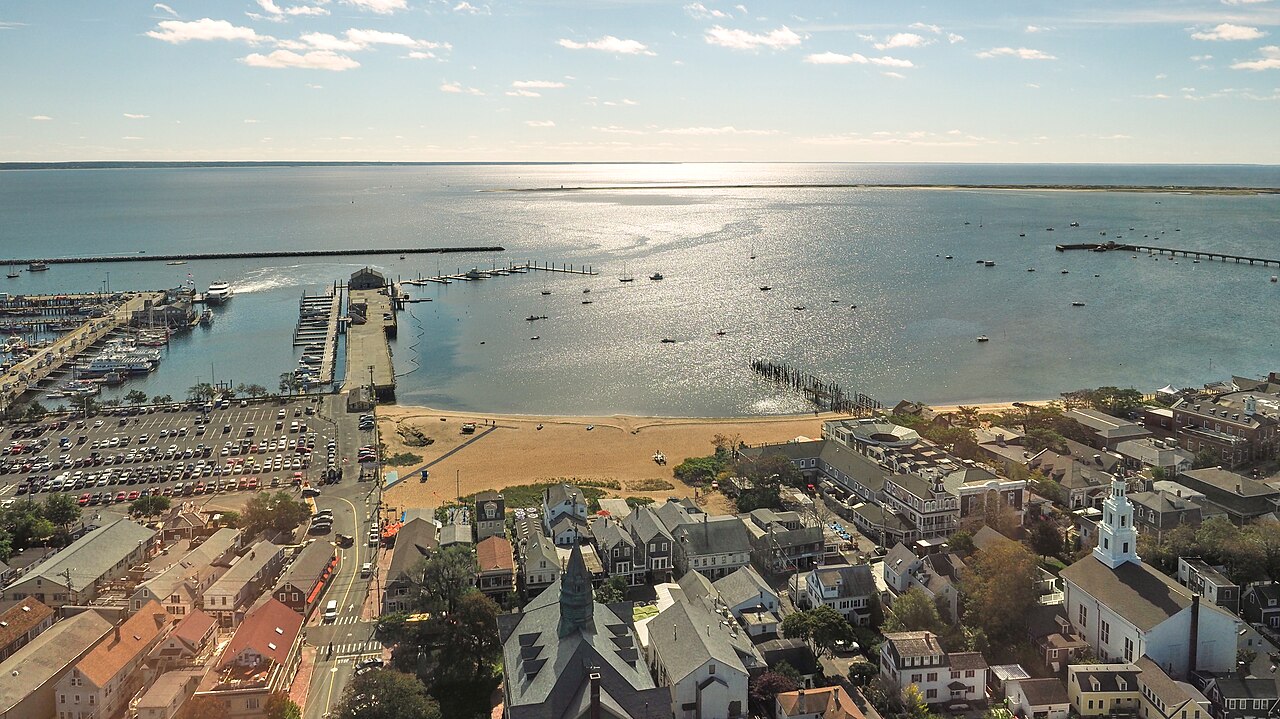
[496,183,1280,195]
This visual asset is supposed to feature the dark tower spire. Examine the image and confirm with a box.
[558,542,595,638]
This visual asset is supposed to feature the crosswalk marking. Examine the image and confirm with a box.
[332,640,382,657]
[330,615,363,625]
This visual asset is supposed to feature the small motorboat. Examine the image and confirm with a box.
[1272,276,1278,283]
[582,300,592,304]
[540,290,551,295]
[1071,301,1086,307]
[1046,227,1054,231]
[715,330,727,336]
[793,306,805,311]
[1027,268,1036,272]
[759,286,772,291]
[1070,221,1080,227]
[583,288,591,293]
[976,336,989,342]
[984,261,996,267]
[1060,269,1070,274]
[944,255,953,259]
[530,336,540,340]
[976,260,985,264]
[830,299,839,303]
[649,272,664,281]
[660,338,675,344]
[525,315,547,321]
[1018,233,1025,237]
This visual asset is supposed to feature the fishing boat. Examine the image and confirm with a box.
[649,272,664,281]
[984,261,996,267]
[715,330,727,336]
[759,286,772,291]
[976,336,990,343]
[166,260,187,265]
[1071,301,1086,307]
[582,288,591,293]
[199,309,214,327]
[660,338,675,344]
[525,315,547,321]
[27,261,48,272]
[101,371,125,386]
[581,300,592,305]
[540,290,552,296]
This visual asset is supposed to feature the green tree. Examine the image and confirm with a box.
[334,670,441,719]
[241,491,310,538]
[414,545,478,615]
[151,394,173,405]
[1027,470,1066,506]
[437,592,502,681]
[187,383,215,402]
[1028,518,1064,560]
[781,611,814,642]
[1192,449,1218,469]
[265,693,302,719]
[241,383,268,399]
[24,402,48,420]
[124,390,149,405]
[903,683,939,719]
[42,493,82,532]
[749,671,799,706]
[672,455,727,485]
[848,660,879,686]
[806,605,854,656]
[885,587,944,634]
[219,510,241,528]
[963,539,1041,643]
[594,576,627,605]
[0,528,13,563]
[130,495,172,518]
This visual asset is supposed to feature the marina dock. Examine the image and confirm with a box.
[2,245,505,267]
[0,292,164,409]
[1056,242,1280,267]
[401,260,597,286]
[344,285,396,401]
[293,287,344,386]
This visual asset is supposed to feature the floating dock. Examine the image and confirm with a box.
[0,292,164,409]
[1,246,506,267]
[293,287,343,386]
[401,260,597,286]
[1056,242,1280,267]
[344,285,396,401]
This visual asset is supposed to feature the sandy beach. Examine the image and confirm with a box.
[378,400,1055,513]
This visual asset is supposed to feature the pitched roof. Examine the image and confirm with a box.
[713,565,775,609]
[648,600,747,683]
[278,540,336,590]
[389,518,438,582]
[1066,409,1150,439]
[222,598,303,669]
[673,515,752,556]
[884,631,944,659]
[206,540,281,594]
[1135,656,1203,706]
[595,498,634,521]
[812,564,876,599]
[624,504,673,543]
[170,609,216,649]
[477,535,514,573]
[1069,664,1141,693]
[0,610,113,714]
[520,533,559,574]
[5,518,155,592]
[135,528,239,604]
[1207,675,1279,700]
[949,652,989,671]
[1128,491,1202,515]
[0,598,53,649]
[439,523,472,546]
[589,516,635,551]
[777,686,865,719]
[78,600,171,686]
[1181,467,1279,502]
[884,543,919,573]
[543,483,585,507]
[1018,678,1070,706]
[1028,450,1110,491]
[1060,556,1192,631]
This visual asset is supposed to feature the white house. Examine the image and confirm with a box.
[542,483,588,535]
[879,631,988,707]
[1060,478,1240,677]
[55,601,173,719]
[805,564,877,625]
[646,600,754,719]
[1008,678,1071,719]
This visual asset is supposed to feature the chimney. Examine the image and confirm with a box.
[114,623,121,643]
[589,672,601,719]
[1189,594,1200,674]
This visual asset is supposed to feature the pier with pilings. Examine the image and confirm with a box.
[1056,242,1280,267]
[401,260,598,286]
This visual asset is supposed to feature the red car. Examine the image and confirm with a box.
[237,478,248,490]
[77,492,90,506]
[115,491,127,502]
[246,477,259,490]
[127,490,140,501]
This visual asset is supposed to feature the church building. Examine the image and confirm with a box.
[1060,478,1239,678]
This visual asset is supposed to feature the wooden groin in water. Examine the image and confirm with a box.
[1056,242,1280,267]
[1,246,506,267]
[750,359,882,415]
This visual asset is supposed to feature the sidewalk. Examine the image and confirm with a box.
[291,644,318,710]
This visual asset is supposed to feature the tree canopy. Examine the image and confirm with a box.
[412,545,478,615]
[884,587,945,635]
[334,670,441,719]
[962,540,1041,643]
[241,491,310,539]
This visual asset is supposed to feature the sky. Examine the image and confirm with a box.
[2,0,1280,163]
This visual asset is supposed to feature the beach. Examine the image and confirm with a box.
[378,400,1053,513]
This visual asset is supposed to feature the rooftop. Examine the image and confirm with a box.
[1060,556,1193,631]
[5,518,155,592]
[0,597,53,650]
[777,686,865,719]
[477,535,515,573]
[884,631,945,659]
[78,600,171,687]
[1018,677,1070,706]
[0,610,113,714]
[221,597,303,671]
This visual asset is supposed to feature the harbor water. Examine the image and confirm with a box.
[1,163,1278,416]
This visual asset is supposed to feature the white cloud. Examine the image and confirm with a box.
[1098,134,1131,140]
[657,126,778,135]
[882,71,905,79]
[525,120,555,127]
[1025,25,1053,33]
[345,28,434,47]
[288,29,449,52]
[506,90,540,97]
[1191,54,1214,61]
[871,32,929,50]
[293,32,363,51]
[1191,23,1267,40]
[122,136,144,141]
[1221,0,1272,4]
[685,2,730,19]
[592,125,645,135]
[146,18,271,44]
[453,2,490,14]
[1231,45,1280,69]
[947,33,964,43]
[513,80,566,89]
[558,36,655,55]
[803,51,913,67]
[440,81,484,95]
[244,119,259,123]
[123,113,149,119]
[30,115,52,121]
[153,3,178,17]
[704,25,802,50]
[306,83,323,89]
[976,46,1056,60]
[405,50,437,59]
[341,0,407,13]
[909,23,941,34]
[1136,93,1171,99]
[622,98,638,105]
[242,49,360,70]
[286,6,330,16]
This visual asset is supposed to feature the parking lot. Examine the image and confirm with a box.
[0,397,348,509]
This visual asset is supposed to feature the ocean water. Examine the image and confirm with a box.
[1,163,1278,416]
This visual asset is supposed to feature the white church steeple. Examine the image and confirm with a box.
[1094,476,1140,569]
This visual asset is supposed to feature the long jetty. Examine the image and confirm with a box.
[750,359,882,415]
[402,260,598,286]
[2,246,505,267]
[1056,242,1280,267]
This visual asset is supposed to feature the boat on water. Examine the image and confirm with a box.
[1072,301,1086,307]
[1061,269,1070,274]
[715,330,727,336]
[619,264,634,283]
[540,290,552,296]
[660,338,675,344]
[984,261,996,267]
[581,300,592,305]
[649,272,664,281]
[976,336,990,343]
[5,263,17,279]
[28,261,48,272]
[101,371,126,386]
[205,281,232,305]
[1070,221,1080,227]
[166,260,187,266]
[525,315,547,321]
[582,288,591,294]
[199,309,214,327]
[759,286,772,291]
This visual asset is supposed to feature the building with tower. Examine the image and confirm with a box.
[475,490,507,542]
[1060,478,1240,677]
[498,543,668,719]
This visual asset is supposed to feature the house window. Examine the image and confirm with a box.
[966,670,974,678]
[709,664,716,675]
[926,689,937,699]
[1078,604,1088,627]
[1124,637,1134,662]
[1100,620,1110,644]
[927,673,937,682]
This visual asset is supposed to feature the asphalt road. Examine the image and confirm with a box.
[302,397,386,719]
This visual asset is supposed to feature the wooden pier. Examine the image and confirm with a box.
[401,260,598,286]
[344,285,397,401]
[1056,242,1280,267]
[750,359,882,415]
[0,292,164,410]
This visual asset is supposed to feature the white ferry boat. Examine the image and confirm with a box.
[206,281,233,305]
